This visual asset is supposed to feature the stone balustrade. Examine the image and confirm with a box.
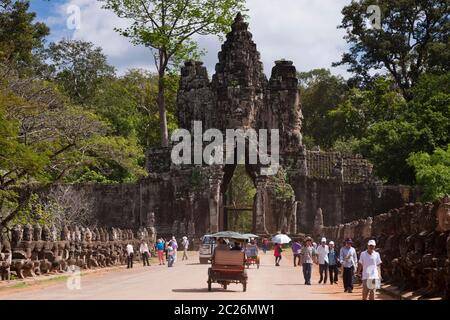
[0,225,156,281]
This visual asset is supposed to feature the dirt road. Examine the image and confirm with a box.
[0,251,392,300]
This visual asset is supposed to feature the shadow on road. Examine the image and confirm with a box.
[172,288,239,293]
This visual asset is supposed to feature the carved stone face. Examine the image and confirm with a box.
[12,225,23,245]
[61,225,70,241]
[34,223,42,241]
[42,226,50,241]
[436,196,450,232]
[85,228,92,242]
[423,203,436,231]
[100,228,106,242]
[50,225,58,241]
[23,224,33,241]
[74,226,81,242]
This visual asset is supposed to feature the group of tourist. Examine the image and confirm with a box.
[271,236,382,300]
[125,236,190,269]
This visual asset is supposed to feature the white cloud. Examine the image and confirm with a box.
[52,0,351,77]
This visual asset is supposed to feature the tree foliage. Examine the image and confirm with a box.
[408,144,450,201]
[46,39,116,106]
[298,69,349,148]
[0,63,146,227]
[0,0,49,75]
[356,73,450,184]
[334,0,449,99]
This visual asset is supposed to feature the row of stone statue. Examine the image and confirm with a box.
[319,196,450,299]
[0,224,157,281]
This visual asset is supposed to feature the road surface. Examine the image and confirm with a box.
[0,251,392,300]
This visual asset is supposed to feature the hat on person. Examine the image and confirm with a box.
[321,237,326,243]
[345,238,353,244]
[368,239,376,246]
[182,236,187,240]
[305,236,312,242]
[329,241,335,245]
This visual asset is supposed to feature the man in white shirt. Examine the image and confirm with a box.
[316,237,329,284]
[139,240,150,266]
[126,243,134,269]
[340,238,358,293]
[358,239,382,300]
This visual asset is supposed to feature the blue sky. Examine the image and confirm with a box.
[29,0,352,77]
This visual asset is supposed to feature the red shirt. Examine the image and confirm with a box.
[274,244,282,257]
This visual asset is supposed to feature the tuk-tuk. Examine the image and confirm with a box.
[206,231,250,292]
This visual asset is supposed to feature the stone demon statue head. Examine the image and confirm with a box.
[436,195,450,232]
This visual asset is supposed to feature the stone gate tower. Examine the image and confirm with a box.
[173,13,306,235]
[79,13,416,238]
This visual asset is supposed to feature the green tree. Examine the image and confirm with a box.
[356,72,450,184]
[226,165,255,232]
[0,0,49,75]
[227,165,256,208]
[100,0,247,147]
[46,39,115,106]
[297,69,349,148]
[334,0,449,99]
[0,65,145,228]
[91,69,179,149]
[328,77,406,143]
[408,145,450,201]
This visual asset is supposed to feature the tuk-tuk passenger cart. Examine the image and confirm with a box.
[207,232,249,292]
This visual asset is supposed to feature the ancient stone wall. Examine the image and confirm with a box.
[0,224,156,281]
[320,196,450,299]
[65,172,210,239]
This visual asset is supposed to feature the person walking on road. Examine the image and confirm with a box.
[340,238,358,293]
[274,243,283,266]
[300,237,317,285]
[358,240,382,300]
[181,236,189,261]
[291,239,302,267]
[328,241,339,284]
[139,240,151,266]
[262,238,269,254]
[156,239,165,265]
[167,243,175,267]
[126,243,134,269]
[317,237,329,284]
[170,236,178,264]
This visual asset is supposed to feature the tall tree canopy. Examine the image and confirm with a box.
[297,69,349,148]
[334,0,449,99]
[46,40,116,106]
[100,0,247,146]
[0,0,49,74]
[408,144,450,201]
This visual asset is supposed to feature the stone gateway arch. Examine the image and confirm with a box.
[69,14,416,239]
